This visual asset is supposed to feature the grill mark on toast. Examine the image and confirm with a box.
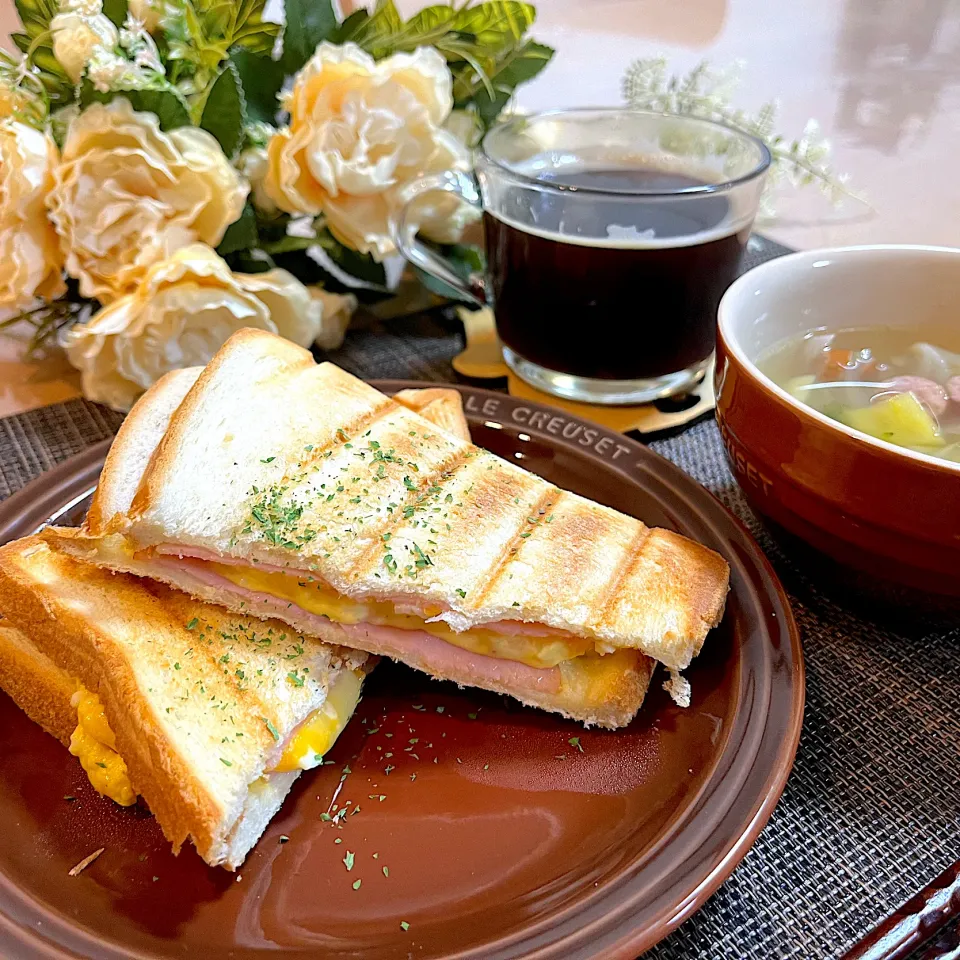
[349,444,477,581]
[281,396,400,483]
[158,609,263,721]
[594,525,654,628]
[469,487,561,608]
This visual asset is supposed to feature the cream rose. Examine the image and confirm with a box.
[50,11,119,83]
[263,42,473,260]
[237,146,278,215]
[444,108,483,149]
[64,244,326,410]
[48,98,248,302]
[309,286,357,350]
[0,121,65,315]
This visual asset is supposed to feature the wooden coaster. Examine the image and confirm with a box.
[453,307,716,434]
[452,306,508,379]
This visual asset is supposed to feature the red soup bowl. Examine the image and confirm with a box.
[716,245,960,611]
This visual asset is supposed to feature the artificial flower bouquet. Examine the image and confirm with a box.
[0,0,552,409]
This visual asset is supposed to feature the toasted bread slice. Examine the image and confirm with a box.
[115,329,727,671]
[0,616,77,746]
[86,371,469,538]
[0,533,368,869]
[87,366,201,536]
[393,387,470,442]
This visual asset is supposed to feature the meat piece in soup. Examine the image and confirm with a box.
[759,326,960,464]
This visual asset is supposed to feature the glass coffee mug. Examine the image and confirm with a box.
[395,108,770,405]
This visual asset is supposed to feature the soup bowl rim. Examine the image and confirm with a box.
[718,243,960,476]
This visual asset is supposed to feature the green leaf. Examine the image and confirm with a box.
[280,0,337,74]
[199,0,231,36]
[322,236,388,288]
[271,249,334,286]
[79,80,192,130]
[216,203,259,256]
[12,0,73,105]
[451,2,537,48]
[271,248,390,304]
[102,0,129,28]
[168,0,280,70]
[225,249,275,274]
[231,49,284,125]
[14,0,59,34]
[402,4,455,35]
[346,0,403,58]
[200,61,246,156]
[454,39,553,127]
[413,244,484,302]
[329,8,369,43]
[356,1,536,59]
[32,46,68,78]
[232,20,281,57]
[214,0,281,53]
[260,234,317,256]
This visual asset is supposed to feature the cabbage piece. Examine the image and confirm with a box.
[897,342,960,382]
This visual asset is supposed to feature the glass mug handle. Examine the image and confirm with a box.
[394,170,487,306]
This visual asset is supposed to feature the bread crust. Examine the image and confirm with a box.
[392,388,471,442]
[86,367,201,536]
[0,621,77,745]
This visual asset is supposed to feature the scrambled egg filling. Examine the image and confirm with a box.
[68,669,362,804]
[271,669,363,773]
[68,688,137,806]
[210,564,594,668]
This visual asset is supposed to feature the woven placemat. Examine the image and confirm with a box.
[1,236,958,960]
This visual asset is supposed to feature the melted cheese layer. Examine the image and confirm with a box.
[210,564,592,668]
[69,688,137,806]
[271,669,363,772]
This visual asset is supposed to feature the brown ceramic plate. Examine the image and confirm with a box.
[0,383,803,960]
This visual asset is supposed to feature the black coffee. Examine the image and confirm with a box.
[484,166,748,381]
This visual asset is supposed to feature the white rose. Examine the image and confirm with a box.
[64,244,324,410]
[309,287,357,350]
[263,42,473,260]
[51,11,119,83]
[0,121,65,316]
[47,98,248,302]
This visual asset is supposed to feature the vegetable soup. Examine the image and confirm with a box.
[759,326,960,463]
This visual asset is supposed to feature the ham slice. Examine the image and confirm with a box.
[151,543,567,638]
[151,557,562,695]
[154,543,313,579]
[888,376,948,416]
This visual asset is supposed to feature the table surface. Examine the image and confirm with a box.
[2,0,959,416]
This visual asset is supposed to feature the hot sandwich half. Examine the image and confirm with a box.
[0,381,469,868]
[55,329,729,728]
[0,532,370,870]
